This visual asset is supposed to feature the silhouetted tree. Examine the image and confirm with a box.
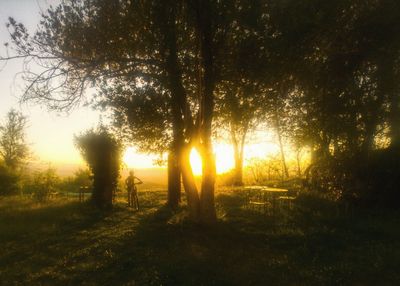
[213,0,273,186]
[4,0,222,222]
[75,127,121,209]
[4,0,275,222]
[215,82,264,185]
[269,0,400,202]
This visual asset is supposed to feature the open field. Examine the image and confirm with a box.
[1,190,400,285]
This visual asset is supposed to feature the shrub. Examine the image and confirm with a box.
[0,163,20,195]
[304,147,400,207]
[31,167,60,202]
[59,168,93,193]
[75,127,122,209]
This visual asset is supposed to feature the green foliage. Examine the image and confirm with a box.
[0,162,20,195]
[0,109,29,169]
[304,148,400,207]
[59,168,93,193]
[30,167,60,202]
[246,155,284,184]
[100,83,172,154]
[75,127,121,208]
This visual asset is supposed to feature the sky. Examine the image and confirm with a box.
[0,0,102,165]
[0,0,283,173]
[0,0,182,170]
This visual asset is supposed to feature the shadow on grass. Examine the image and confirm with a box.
[87,192,400,285]
[2,191,400,285]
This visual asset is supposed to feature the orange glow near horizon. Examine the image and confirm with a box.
[189,145,237,175]
[123,147,137,168]
[123,147,162,169]
[123,141,280,174]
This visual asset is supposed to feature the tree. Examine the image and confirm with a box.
[266,0,400,203]
[11,0,400,211]
[0,109,29,169]
[3,0,187,210]
[0,162,20,195]
[5,0,269,223]
[75,127,121,209]
[215,82,264,185]
[213,1,271,185]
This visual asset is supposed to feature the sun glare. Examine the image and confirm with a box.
[124,141,280,174]
[215,144,235,174]
[123,147,137,168]
[189,144,236,176]
[123,147,167,169]
[190,148,203,175]
[245,142,279,159]
[189,141,281,176]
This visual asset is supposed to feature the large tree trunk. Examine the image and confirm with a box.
[233,152,244,185]
[194,0,217,224]
[159,4,191,211]
[200,146,217,223]
[296,148,302,177]
[167,151,181,208]
[277,128,289,179]
[274,112,289,179]
[92,159,113,209]
[180,146,200,221]
[231,125,246,186]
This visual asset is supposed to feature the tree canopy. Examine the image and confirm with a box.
[3,0,400,212]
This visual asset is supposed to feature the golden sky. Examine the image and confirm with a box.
[124,140,280,174]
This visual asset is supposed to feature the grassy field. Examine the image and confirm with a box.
[1,190,400,285]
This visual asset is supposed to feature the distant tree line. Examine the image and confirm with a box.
[3,0,400,216]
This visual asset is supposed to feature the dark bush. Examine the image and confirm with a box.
[31,167,60,202]
[59,168,93,194]
[0,163,20,195]
[75,127,121,209]
[305,148,400,208]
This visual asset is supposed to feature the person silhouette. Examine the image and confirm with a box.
[125,170,143,210]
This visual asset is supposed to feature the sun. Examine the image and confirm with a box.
[189,144,235,176]
[189,148,203,175]
[123,141,279,175]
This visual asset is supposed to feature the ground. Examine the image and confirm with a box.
[1,189,400,285]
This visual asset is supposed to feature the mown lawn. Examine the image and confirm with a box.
[1,190,400,285]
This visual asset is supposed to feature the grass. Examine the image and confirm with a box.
[1,190,400,285]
